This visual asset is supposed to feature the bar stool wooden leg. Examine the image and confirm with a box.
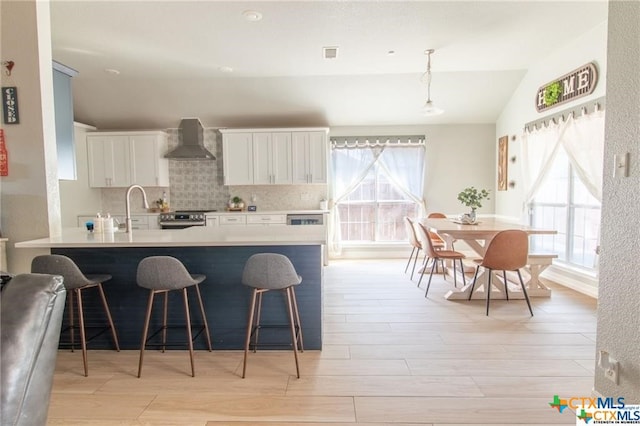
[253,291,264,353]
[182,288,195,377]
[97,283,120,351]
[138,290,155,378]
[68,291,76,351]
[75,288,89,377]
[242,288,258,378]
[290,286,304,352]
[194,283,213,351]
[162,291,169,352]
[285,287,300,378]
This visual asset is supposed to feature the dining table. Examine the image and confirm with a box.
[419,217,557,300]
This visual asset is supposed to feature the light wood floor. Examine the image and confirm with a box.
[47,259,597,425]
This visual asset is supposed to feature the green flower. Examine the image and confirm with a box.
[457,187,490,209]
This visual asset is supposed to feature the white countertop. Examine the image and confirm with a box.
[78,210,329,216]
[15,225,327,249]
[214,210,329,215]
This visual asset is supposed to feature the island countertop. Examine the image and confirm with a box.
[15,225,327,249]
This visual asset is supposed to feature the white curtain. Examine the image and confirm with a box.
[329,147,383,255]
[378,146,426,214]
[329,144,426,255]
[561,109,606,201]
[521,117,572,208]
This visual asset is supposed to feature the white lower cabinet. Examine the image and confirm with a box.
[219,215,247,226]
[205,215,219,227]
[246,214,287,226]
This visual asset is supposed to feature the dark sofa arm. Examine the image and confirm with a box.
[1,273,66,426]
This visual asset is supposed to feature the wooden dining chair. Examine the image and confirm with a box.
[427,212,453,249]
[468,229,533,316]
[403,217,423,280]
[415,222,466,297]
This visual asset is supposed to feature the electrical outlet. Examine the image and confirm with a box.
[598,350,619,384]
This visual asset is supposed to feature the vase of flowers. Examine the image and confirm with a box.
[457,187,490,223]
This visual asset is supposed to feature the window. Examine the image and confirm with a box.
[330,138,425,248]
[338,164,419,242]
[529,148,600,270]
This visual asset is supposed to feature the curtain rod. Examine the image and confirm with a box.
[330,135,425,149]
[524,96,606,132]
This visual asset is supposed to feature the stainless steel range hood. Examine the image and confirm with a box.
[165,118,215,160]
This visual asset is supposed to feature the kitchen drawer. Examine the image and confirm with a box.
[219,215,247,226]
[246,214,286,225]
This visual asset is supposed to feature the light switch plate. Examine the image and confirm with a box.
[613,153,629,177]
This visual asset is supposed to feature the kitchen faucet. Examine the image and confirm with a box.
[125,184,149,233]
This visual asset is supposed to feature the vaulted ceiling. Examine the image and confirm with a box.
[50,1,608,130]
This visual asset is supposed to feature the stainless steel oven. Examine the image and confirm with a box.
[159,210,215,229]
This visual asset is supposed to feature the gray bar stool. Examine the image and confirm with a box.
[31,254,120,377]
[136,256,212,377]
[241,253,303,378]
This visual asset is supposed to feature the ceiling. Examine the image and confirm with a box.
[49,1,608,130]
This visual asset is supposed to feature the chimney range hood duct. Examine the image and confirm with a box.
[165,118,215,160]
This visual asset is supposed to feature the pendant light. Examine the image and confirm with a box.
[421,49,444,116]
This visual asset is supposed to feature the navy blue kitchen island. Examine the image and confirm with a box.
[17,226,325,350]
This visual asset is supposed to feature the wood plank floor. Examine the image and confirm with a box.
[47,259,597,425]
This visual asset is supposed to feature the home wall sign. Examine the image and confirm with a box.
[2,87,19,124]
[535,62,598,112]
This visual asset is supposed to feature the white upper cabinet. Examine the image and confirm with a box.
[130,134,169,186]
[221,128,327,186]
[87,135,131,187]
[87,131,169,188]
[222,132,253,185]
[253,132,292,184]
[292,131,328,184]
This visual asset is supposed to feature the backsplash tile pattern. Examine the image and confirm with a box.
[101,128,328,213]
[227,185,327,211]
[167,128,227,210]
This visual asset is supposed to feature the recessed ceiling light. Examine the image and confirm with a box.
[104,68,120,75]
[387,50,396,56]
[242,10,262,21]
[219,66,233,73]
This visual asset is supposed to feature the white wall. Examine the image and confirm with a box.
[494,19,608,294]
[330,124,496,216]
[595,0,640,402]
[0,1,60,273]
[495,21,608,219]
[59,123,102,227]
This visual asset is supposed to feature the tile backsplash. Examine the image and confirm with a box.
[101,128,328,213]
